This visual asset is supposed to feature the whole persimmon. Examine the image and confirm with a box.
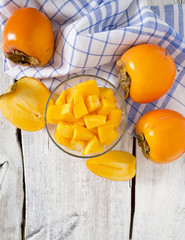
[2,7,54,66]
[136,109,185,164]
[116,44,176,103]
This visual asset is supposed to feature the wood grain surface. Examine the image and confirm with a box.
[0,32,24,240]
[0,1,185,240]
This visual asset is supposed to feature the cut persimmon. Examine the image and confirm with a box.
[0,77,54,131]
[86,151,136,181]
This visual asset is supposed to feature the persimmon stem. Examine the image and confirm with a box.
[116,60,131,99]
[4,49,41,66]
[137,132,150,159]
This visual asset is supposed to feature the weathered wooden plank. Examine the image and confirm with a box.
[132,147,185,240]
[132,0,185,239]
[22,128,134,240]
[0,31,24,239]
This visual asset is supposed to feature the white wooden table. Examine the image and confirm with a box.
[0,1,185,240]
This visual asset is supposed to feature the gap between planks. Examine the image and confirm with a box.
[16,128,26,240]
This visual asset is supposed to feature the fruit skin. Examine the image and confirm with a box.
[2,7,54,66]
[86,151,136,181]
[117,44,176,103]
[135,109,185,164]
[0,77,54,131]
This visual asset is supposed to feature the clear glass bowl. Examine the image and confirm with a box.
[44,75,127,158]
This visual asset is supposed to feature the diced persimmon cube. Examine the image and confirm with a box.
[73,101,88,119]
[46,105,63,124]
[61,103,76,122]
[107,108,122,127]
[65,86,78,103]
[69,139,85,152]
[104,128,119,146]
[78,79,100,97]
[89,127,98,135]
[84,115,106,129]
[55,90,66,106]
[88,111,97,115]
[56,122,74,139]
[73,126,94,141]
[74,90,84,104]
[85,95,101,112]
[82,136,104,155]
[97,98,116,116]
[98,122,114,144]
[68,118,86,127]
[54,130,71,147]
[99,87,117,103]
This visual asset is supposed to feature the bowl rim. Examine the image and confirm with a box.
[44,74,128,158]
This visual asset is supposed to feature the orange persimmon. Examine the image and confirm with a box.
[116,44,176,103]
[136,109,185,163]
[2,7,54,66]
[0,77,54,131]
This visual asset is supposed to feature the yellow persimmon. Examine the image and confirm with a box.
[0,77,54,131]
[86,151,136,181]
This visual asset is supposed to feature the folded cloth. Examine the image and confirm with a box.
[0,0,185,135]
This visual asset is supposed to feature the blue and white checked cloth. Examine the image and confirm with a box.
[0,0,185,135]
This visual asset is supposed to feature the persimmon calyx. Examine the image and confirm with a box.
[4,49,41,66]
[137,132,150,159]
[116,60,131,99]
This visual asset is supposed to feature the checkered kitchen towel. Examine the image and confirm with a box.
[0,0,185,135]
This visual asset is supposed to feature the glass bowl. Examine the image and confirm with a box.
[44,75,127,158]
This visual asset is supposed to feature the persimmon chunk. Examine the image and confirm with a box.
[56,122,74,138]
[97,98,116,115]
[69,139,85,152]
[0,77,54,131]
[84,115,106,129]
[98,121,115,143]
[55,131,71,147]
[86,151,136,181]
[82,136,104,155]
[107,108,122,127]
[68,118,86,127]
[99,87,117,103]
[73,101,88,119]
[104,128,119,146]
[65,86,78,103]
[61,103,76,121]
[55,90,66,106]
[85,95,101,112]
[47,105,63,124]
[73,126,94,141]
[78,79,100,97]
[74,90,84,104]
